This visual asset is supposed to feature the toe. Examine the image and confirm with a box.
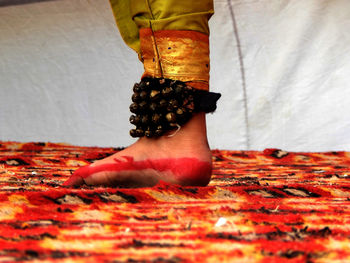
[63,165,90,187]
[62,175,84,186]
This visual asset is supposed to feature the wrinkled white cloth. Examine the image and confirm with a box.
[210,0,350,150]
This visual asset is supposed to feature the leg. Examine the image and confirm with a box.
[63,0,216,188]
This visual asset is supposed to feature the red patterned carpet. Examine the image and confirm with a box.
[0,141,350,262]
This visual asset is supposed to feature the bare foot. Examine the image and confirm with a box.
[63,113,212,188]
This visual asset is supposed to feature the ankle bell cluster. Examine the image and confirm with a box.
[129,77,221,138]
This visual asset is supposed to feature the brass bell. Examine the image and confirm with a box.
[130,129,143,137]
[140,91,148,100]
[155,129,163,137]
[139,101,148,111]
[152,113,161,124]
[132,93,141,102]
[129,115,141,125]
[159,99,167,108]
[174,85,183,94]
[176,108,185,115]
[141,115,149,124]
[150,90,160,101]
[145,129,154,138]
[129,103,139,113]
[155,125,163,136]
[169,99,179,108]
[130,129,138,137]
[135,129,144,137]
[176,108,187,124]
[133,83,141,92]
[149,102,158,111]
[139,81,147,90]
[162,87,173,97]
[166,112,176,123]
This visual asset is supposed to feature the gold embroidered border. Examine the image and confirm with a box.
[140,29,210,91]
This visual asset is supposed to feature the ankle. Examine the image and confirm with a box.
[139,113,210,156]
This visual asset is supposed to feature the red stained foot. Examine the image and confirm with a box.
[63,156,211,188]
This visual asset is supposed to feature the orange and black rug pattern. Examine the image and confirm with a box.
[0,141,350,262]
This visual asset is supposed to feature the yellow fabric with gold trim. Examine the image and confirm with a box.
[140,29,210,90]
[109,0,213,54]
[109,0,213,91]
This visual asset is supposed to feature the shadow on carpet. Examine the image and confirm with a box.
[0,142,349,262]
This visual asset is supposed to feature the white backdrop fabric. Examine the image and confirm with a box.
[1,0,349,151]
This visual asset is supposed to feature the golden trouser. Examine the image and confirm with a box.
[109,0,214,91]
